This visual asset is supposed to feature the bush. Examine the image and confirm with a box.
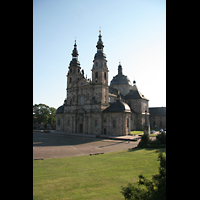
[121,152,166,200]
[138,131,166,148]
[156,131,166,144]
[138,133,152,148]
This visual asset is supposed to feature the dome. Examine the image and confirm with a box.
[56,105,64,114]
[110,63,130,86]
[103,99,131,113]
[69,58,80,67]
[94,51,107,60]
[110,74,130,86]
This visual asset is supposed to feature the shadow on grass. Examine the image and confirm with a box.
[128,147,166,153]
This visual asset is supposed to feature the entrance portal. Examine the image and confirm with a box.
[80,124,83,133]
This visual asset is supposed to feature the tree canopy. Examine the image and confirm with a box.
[33,104,56,128]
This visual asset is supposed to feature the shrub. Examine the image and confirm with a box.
[138,133,152,148]
[156,131,166,144]
[121,152,166,200]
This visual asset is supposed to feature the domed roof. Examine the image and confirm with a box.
[103,99,131,113]
[69,58,80,67]
[56,105,64,114]
[110,63,130,86]
[110,74,130,86]
[94,50,107,60]
[124,88,148,101]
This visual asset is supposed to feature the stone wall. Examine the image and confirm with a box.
[56,111,131,136]
[150,115,166,130]
[102,112,131,136]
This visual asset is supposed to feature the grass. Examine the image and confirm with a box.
[33,148,166,200]
[131,131,158,137]
[130,131,144,135]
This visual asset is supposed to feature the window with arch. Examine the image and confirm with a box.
[80,96,84,105]
[122,87,126,95]
[68,118,70,126]
[127,118,129,128]
[113,119,116,128]
[95,72,98,79]
[94,119,97,127]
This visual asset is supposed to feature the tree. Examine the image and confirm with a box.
[48,107,56,127]
[138,133,152,148]
[33,104,56,127]
[121,152,166,200]
[156,131,166,145]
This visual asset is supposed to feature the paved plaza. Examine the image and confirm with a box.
[33,132,140,159]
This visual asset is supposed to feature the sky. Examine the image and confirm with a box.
[33,0,166,109]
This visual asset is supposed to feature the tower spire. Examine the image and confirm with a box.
[96,29,104,50]
[69,40,80,68]
[71,39,79,58]
[118,62,123,75]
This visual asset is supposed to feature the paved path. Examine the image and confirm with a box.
[33,131,141,160]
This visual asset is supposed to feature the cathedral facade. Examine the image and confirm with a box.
[56,32,149,136]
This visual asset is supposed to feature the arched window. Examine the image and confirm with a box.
[113,119,116,128]
[58,119,60,126]
[80,96,84,105]
[95,72,98,78]
[127,118,129,128]
[122,87,126,95]
[94,119,97,127]
[68,118,70,126]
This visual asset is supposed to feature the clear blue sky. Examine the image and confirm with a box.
[33,0,166,109]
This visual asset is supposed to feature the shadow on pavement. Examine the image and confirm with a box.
[33,132,123,147]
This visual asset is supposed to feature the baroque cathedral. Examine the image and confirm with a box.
[56,31,149,136]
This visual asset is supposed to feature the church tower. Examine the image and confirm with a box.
[67,40,83,88]
[92,30,109,85]
[91,31,109,108]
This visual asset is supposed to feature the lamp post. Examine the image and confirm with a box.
[144,108,150,134]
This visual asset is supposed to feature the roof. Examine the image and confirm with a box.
[56,105,64,114]
[109,86,118,95]
[149,107,166,116]
[94,50,107,60]
[69,58,80,67]
[103,99,131,113]
[110,63,131,86]
[124,87,148,101]
[110,74,130,86]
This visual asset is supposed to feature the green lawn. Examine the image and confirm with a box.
[131,131,158,137]
[33,148,166,200]
[130,131,144,135]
